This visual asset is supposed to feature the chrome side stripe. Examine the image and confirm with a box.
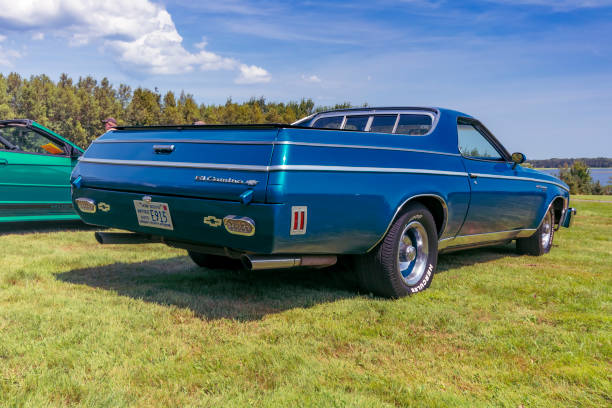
[274,141,461,157]
[269,165,467,176]
[471,173,569,192]
[79,158,270,172]
[93,139,461,157]
[78,158,468,176]
[77,158,570,190]
[95,139,273,145]
[439,228,536,250]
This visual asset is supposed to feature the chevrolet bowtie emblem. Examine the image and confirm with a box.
[97,202,111,212]
[203,215,222,227]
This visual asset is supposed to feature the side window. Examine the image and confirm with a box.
[312,116,343,129]
[343,115,369,131]
[0,126,65,155]
[395,114,432,135]
[369,115,397,134]
[457,124,502,160]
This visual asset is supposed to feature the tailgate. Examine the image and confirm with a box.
[74,127,279,202]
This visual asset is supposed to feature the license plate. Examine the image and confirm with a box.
[133,200,174,230]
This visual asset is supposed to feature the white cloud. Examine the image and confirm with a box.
[235,64,271,84]
[32,32,45,40]
[0,0,269,82]
[0,34,5,42]
[301,74,321,83]
[195,36,208,50]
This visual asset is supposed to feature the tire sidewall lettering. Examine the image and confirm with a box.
[410,262,434,293]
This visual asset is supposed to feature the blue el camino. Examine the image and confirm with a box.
[70,107,575,298]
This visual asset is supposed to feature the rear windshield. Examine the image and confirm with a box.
[309,112,434,135]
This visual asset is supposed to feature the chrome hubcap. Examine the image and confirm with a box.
[541,210,553,248]
[398,221,429,286]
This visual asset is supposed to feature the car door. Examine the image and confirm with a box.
[0,124,75,219]
[457,119,546,238]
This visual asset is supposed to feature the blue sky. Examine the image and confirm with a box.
[0,0,611,158]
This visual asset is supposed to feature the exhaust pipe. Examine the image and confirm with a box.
[242,255,337,271]
[94,231,160,245]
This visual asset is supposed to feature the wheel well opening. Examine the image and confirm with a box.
[551,197,565,225]
[400,196,446,238]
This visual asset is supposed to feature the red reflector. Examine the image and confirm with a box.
[290,206,307,235]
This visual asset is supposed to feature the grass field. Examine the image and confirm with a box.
[1,196,610,407]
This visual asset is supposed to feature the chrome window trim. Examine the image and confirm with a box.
[311,110,438,136]
[391,114,401,134]
[367,194,449,252]
[340,116,348,130]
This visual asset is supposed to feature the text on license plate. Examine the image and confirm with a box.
[133,200,174,230]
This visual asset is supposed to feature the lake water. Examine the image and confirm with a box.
[539,168,612,185]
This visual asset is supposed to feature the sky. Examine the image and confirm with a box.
[0,0,611,159]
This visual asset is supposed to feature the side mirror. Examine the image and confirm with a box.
[511,152,526,169]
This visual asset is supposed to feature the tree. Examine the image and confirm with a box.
[126,88,161,126]
[161,91,182,125]
[559,160,593,194]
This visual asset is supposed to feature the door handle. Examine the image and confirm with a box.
[0,159,7,166]
[153,144,175,154]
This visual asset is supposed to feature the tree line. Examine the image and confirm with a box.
[0,72,353,149]
[526,157,612,168]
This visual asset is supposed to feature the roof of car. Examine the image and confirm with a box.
[310,106,472,119]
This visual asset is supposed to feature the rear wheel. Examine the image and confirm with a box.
[516,207,555,256]
[354,203,438,298]
[188,251,243,270]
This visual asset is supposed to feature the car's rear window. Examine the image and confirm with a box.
[312,116,343,129]
[308,112,435,135]
[344,115,369,131]
[395,114,432,135]
[369,115,397,134]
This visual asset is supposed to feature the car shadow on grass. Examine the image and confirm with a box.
[56,244,522,321]
[0,220,97,236]
[436,243,520,273]
[57,256,357,321]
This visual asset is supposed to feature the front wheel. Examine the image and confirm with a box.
[354,203,438,298]
[516,206,555,256]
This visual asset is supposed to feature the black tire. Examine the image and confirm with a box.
[353,203,438,298]
[516,207,555,256]
[187,251,243,270]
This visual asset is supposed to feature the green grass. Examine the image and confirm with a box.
[0,199,610,407]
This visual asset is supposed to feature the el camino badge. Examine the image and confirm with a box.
[195,175,258,186]
[223,216,255,236]
[203,215,222,227]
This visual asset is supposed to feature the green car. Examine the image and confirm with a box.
[0,119,84,222]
